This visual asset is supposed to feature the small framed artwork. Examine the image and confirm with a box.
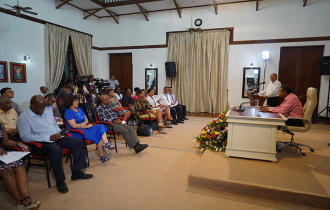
[10,62,26,83]
[0,61,8,82]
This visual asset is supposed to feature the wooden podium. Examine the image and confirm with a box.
[247,91,266,106]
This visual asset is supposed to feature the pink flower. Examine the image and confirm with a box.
[201,141,204,144]
[214,120,217,123]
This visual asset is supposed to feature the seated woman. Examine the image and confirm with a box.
[62,95,114,163]
[146,89,173,128]
[135,90,166,134]
[0,123,41,209]
[133,87,140,101]
[107,89,131,122]
[122,88,136,113]
[114,87,123,101]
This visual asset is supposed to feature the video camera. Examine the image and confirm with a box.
[75,76,88,96]
[93,78,110,94]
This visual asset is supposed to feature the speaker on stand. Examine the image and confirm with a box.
[316,56,330,119]
[165,62,176,87]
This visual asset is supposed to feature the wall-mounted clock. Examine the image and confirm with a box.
[194,18,202,27]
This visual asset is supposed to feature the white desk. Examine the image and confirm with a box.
[225,106,287,162]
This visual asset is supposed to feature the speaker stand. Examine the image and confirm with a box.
[316,75,330,119]
[170,76,173,87]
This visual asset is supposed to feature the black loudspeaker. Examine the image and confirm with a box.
[320,56,330,75]
[165,62,176,77]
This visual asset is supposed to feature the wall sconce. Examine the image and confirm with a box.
[24,55,31,62]
[262,51,270,60]
[149,63,153,68]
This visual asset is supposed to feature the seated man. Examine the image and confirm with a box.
[96,95,148,153]
[44,93,63,123]
[259,84,304,126]
[1,87,23,115]
[168,87,188,120]
[158,87,183,125]
[39,86,48,97]
[17,95,93,193]
[0,96,20,142]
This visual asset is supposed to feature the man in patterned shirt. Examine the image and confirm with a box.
[96,95,148,153]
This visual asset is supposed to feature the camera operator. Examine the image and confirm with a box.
[73,76,92,121]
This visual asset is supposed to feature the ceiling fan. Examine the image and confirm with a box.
[185,0,202,33]
[2,0,38,16]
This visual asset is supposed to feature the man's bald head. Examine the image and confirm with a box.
[0,96,12,112]
[30,95,46,116]
[99,95,110,106]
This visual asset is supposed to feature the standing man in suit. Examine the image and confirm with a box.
[258,73,281,107]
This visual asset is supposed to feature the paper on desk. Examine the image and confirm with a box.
[0,151,30,164]
[170,101,178,107]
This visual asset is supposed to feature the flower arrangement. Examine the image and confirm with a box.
[195,110,228,152]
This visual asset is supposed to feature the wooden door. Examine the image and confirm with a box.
[109,53,133,91]
[279,46,324,117]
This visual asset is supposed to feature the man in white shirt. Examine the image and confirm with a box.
[258,73,281,107]
[38,86,48,97]
[0,87,23,115]
[168,87,188,120]
[106,74,119,89]
[157,87,183,125]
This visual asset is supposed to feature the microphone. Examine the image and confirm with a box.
[235,101,252,112]
[255,82,265,86]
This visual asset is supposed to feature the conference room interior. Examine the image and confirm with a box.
[0,0,330,209]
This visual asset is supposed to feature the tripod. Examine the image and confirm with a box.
[316,76,330,119]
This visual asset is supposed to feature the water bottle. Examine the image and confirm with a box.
[149,127,153,136]
[133,120,136,126]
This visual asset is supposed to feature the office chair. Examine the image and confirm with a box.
[277,87,317,156]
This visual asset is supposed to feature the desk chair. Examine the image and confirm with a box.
[277,87,317,156]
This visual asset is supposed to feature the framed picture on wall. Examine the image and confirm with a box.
[10,62,26,83]
[0,61,8,82]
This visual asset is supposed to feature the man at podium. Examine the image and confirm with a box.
[258,73,281,107]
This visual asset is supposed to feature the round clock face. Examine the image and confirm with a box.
[195,18,202,27]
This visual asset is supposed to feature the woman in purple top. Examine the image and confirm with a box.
[63,95,115,163]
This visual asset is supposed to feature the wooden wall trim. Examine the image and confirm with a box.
[92,35,330,51]
[230,36,330,45]
[0,7,93,37]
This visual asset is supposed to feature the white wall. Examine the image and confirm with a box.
[0,0,101,110]
[95,0,330,115]
[1,0,330,115]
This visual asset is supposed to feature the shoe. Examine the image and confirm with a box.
[158,123,166,128]
[165,125,172,128]
[177,120,184,123]
[183,117,189,120]
[56,181,69,193]
[172,121,178,125]
[71,171,93,181]
[158,130,167,134]
[103,142,116,150]
[134,144,148,153]
[100,154,110,163]
[19,196,41,210]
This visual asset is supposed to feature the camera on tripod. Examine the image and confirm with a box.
[75,76,88,96]
[94,78,110,95]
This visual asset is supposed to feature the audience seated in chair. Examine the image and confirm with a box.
[38,86,48,97]
[168,87,189,120]
[133,87,140,101]
[107,89,131,122]
[1,87,23,116]
[0,122,41,209]
[17,95,93,194]
[0,96,20,142]
[96,95,148,153]
[114,87,123,101]
[146,89,173,128]
[56,79,72,117]
[136,90,167,134]
[62,95,115,163]
[44,93,63,123]
[122,88,136,113]
[158,87,183,125]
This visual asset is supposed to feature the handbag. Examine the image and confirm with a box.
[136,124,151,136]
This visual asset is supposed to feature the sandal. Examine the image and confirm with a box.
[100,155,110,163]
[103,142,116,150]
[158,123,166,128]
[20,196,41,210]
[158,130,167,134]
